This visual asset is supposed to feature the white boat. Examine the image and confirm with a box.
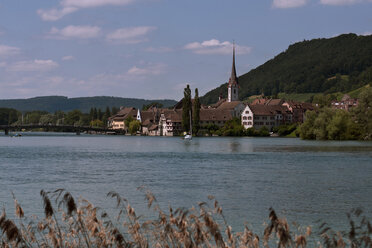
[184,134,192,140]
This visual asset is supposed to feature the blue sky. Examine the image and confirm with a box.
[0,0,371,100]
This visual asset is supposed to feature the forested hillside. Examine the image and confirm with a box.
[201,33,372,104]
[0,96,177,113]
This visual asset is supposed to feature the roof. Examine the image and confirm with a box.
[216,101,242,110]
[200,109,233,121]
[148,124,158,131]
[140,109,159,124]
[209,98,227,109]
[109,107,137,121]
[248,104,290,116]
[251,98,283,106]
[161,109,182,122]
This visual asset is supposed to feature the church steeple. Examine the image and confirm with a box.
[228,42,239,102]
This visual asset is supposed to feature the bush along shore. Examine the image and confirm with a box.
[298,87,372,140]
[1,189,372,247]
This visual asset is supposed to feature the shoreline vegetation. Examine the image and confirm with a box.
[1,189,371,247]
[1,87,371,140]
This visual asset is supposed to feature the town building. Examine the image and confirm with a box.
[331,94,358,111]
[108,107,137,131]
[241,104,292,130]
[242,98,314,130]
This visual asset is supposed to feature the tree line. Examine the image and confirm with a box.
[299,87,372,140]
[0,106,121,127]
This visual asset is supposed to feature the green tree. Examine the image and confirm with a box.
[125,116,134,130]
[299,111,317,139]
[24,111,48,124]
[89,108,94,121]
[98,109,103,121]
[313,108,333,140]
[0,108,19,125]
[193,88,201,135]
[353,87,372,139]
[90,119,104,128]
[93,108,98,120]
[102,106,111,127]
[111,107,119,115]
[220,117,245,136]
[39,114,57,125]
[65,110,83,126]
[182,84,192,132]
[78,114,90,126]
[128,120,141,135]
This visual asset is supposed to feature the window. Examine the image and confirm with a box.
[266,122,269,125]
[270,117,275,120]
[248,116,252,120]
[243,122,248,125]
[245,111,249,114]
[248,121,252,125]
[243,116,247,120]
[262,116,267,120]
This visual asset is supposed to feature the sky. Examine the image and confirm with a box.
[0,0,371,100]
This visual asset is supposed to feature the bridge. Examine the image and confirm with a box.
[0,124,123,135]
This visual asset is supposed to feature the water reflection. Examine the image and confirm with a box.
[229,140,241,153]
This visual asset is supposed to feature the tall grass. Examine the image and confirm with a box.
[1,188,371,247]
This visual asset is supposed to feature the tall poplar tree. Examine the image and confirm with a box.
[182,84,192,132]
[193,88,201,135]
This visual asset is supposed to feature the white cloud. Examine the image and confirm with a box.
[320,0,362,5]
[62,55,75,61]
[272,0,308,8]
[0,44,21,57]
[48,25,101,39]
[7,60,59,72]
[38,0,135,21]
[37,7,77,21]
[361,31,372,36]
[184,39,251,55]
[127,63,167,76]
[106,26,157,44]
[61,0,134,8]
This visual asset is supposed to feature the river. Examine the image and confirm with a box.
[0,132,372,234]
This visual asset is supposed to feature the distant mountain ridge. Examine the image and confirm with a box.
[0,96,177,113]
[201,33,372,104]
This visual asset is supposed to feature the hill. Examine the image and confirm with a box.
[0,96,177,113]
[201,33,372,104]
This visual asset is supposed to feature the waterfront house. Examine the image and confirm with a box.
[241,104,293,130]
[108,107,137,131]
[282,101,314,123]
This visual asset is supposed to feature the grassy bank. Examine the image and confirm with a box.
[1,189,371,247]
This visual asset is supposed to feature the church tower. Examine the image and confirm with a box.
[228,43,239,102]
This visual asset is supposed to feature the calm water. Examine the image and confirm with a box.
[1,132,372,233]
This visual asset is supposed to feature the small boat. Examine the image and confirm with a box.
[184,134,192,140]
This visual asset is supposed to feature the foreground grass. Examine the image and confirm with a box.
[1,189,371,247]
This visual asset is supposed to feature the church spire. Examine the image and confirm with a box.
[229,41,238,87]
[228,42,239,102]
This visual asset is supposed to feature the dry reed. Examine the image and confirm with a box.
[0,189,371,248]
